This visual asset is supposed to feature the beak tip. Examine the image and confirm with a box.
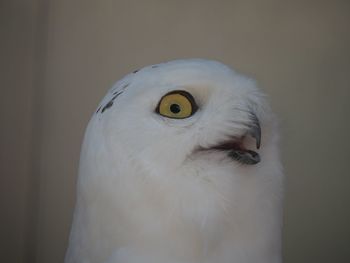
[249,111,261,150]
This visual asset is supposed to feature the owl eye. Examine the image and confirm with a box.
[156,90,198,119]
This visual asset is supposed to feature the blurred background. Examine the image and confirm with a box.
[1,0,349,262]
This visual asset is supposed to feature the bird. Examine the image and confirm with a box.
[65,59,284,263]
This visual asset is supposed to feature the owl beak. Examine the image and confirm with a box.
[248,112,261,150]
[197,112,262,165]
[207,113,261,165]
[228,112,261,165]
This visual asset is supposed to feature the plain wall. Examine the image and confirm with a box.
[1,0,349,262]
[0,0,44,262]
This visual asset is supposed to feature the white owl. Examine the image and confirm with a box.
[65,59,284,263]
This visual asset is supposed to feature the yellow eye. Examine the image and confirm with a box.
[156,90,198,119]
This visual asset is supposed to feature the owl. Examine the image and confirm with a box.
[65,59,284,263]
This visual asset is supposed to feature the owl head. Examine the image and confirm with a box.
[89,59,277,178]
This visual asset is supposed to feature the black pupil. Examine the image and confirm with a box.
[170,104,181,114]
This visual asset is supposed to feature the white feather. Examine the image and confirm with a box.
[65,59,284,263]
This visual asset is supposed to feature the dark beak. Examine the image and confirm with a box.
[248,112,261,150]
[198,112,262,165]
[228,112,262,165]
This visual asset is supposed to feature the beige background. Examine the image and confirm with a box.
[1,0,349,262]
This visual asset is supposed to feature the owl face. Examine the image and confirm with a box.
[93,60,267,178]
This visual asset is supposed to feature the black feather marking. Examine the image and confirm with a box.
[101,100,114,113]
[100,91,124,114]
[111,91,122,98]
[101,83,130,114]
[113,84,129,95]
[96,105,102,114]
[133,69,139,73]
